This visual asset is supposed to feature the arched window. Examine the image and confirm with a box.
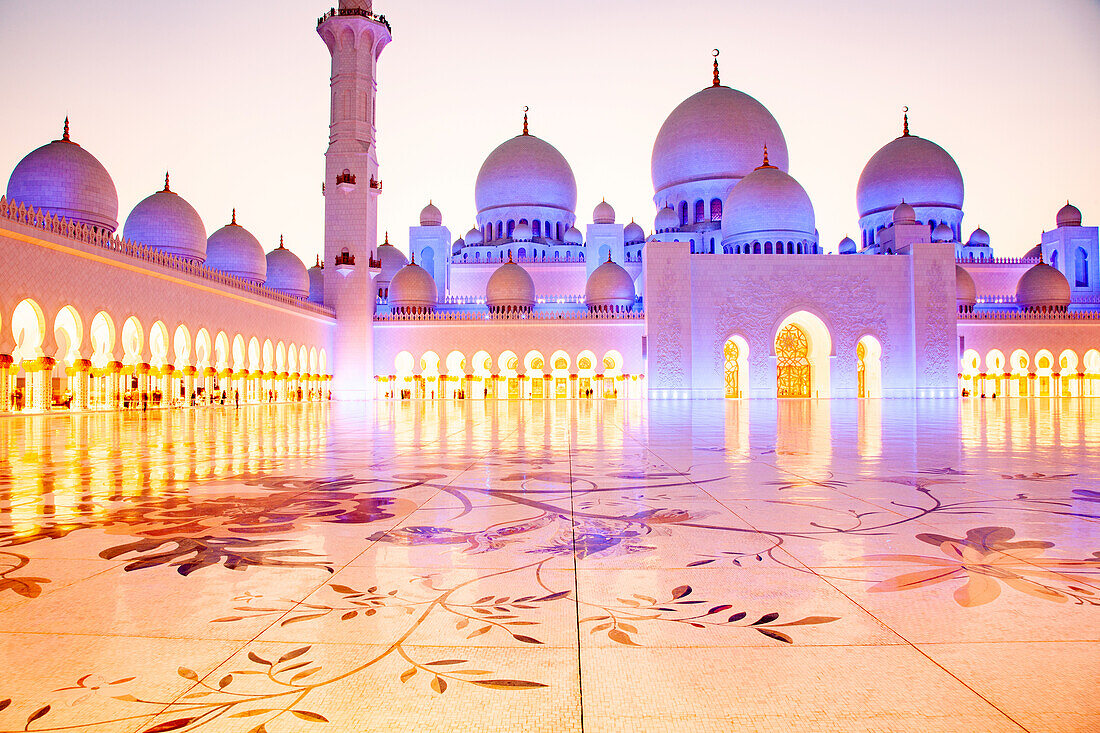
[507,220,515,238]
[679,201,689,226]
[518,247,526,260]
[765,242,773,254]
[1075,247,1089,287]
[475,251,480,262]
[556,222,563,240]
[710,237,715,253]
[753,243,761,254]
[496,222,503,239]
[533,220,541,238]
[710,198,722,221]
[694,200,705,223]
[1051,250,1059,270]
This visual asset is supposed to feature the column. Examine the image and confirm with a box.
[0,356,11,413]
[69,359,91,411]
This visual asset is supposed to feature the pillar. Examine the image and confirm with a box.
[68,359,92,411]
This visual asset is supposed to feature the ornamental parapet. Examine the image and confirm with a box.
[957,256,1040,265]
[0,197,335,319]
[960,310,1100,321]
[375,310,645,322]
[317,7,391,32]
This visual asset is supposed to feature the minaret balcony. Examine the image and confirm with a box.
[335,249,356,276]
[317,7,391,32]
[335,170,357,193]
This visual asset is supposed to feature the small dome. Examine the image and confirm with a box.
[512,221,533,241]
[967,227,990,247]
[932,223,955,242]
[585,257,635,309]
[1016,262,1070,311]
[465,227,483,245]
[123,176,206,262]
[265,238,310,298]
[388,261,437,310]
[452,238,464,255]
[655,205,678,233]
[857,132,964,218]
[892,201,916,225]
[722,164,815,243]
[205,211,266,283]
[652,85,788,194]
[308,256,324,305]
[1023,244,1042,259]
[419,201,442,227]
[593,199,616,224]
[1056,201,1082,228]
[376,236,408,283]
[564,226,583,245]
[6,121,119,232]
[956,265,976,308]
[475,133,577,216]
[624,220,645,244]
[839,236,856,254]
[486,258,535,310]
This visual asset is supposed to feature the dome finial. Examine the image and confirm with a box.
[508,250,514,263]
[712,49,720,87]
[522,106,529,136]
[230,207,237,225]
[162,171,171,192]
[316,254,321,267]
[384,231,389,245]
[1038,247,1044,264]
[902,106,910,137]
[63,116,70,142]
[755,143,776,170]
[411,251,415,265]
[279,234,285,249]
[607,251,613,263]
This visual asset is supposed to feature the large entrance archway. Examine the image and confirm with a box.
[776,324,811,398]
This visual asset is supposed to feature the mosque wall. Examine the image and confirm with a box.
[447,263,590,301]
[0,219,336,365]
[960,261,1034,299]
[644,240,960,398]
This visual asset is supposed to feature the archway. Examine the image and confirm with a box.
[960,348,980,396]
[395,351,414,399]
[421,351,441,399]
[723,335,748,399]
[1034,350,1054,397]
[775,312,831,398]
[11,299,47,411]
[472,350,492,399]
[1084,349,1100,397]
[1058,350,1079,397]
[576,350,596,398]
[602,349,624,398]
[857,335,882,398]
[1009,349,1030,397]
[524,350,545,399]
[445,350,466,399]
[550,349,571,398]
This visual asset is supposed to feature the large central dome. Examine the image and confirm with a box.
[651,85,788,196]
[474,132,577,216]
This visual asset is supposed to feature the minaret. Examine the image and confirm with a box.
[318,0,391,399]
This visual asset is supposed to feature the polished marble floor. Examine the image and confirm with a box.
[0,398,1097,732]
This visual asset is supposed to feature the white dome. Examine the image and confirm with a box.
[465,227,483,245]
[1016,262,1070,311]
[932,223,955,242]
[956,265,976,307]
[857,133,964,218]
[388,261,437,310]
[376,237,408,283]
[265,238,309,298]
[585,258,635,309]
[486,259,535,310]
[512,221,533,241]
[839,236,856,254]
[655,205,678,233]
[452,238,464,255]
[308,257,324,305]
[892,201,916,225]
[1057,202,1082,228]
[624,220,645,244]
[652,85,788,195]
[123,177,206,262]
[6,121,119,232]
[564,226,583,245]
[967,227,990,246]
[419,201,442,226]
[593,199,616,224]
[721,162,815,243]
[205,211,266,283]
[475,133,577,216]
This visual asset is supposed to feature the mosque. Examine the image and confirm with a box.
[1,0,1098,412]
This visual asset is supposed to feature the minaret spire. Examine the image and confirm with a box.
[162,171,171,192]
[712,49,720,87]
[522,106,529,136]
[902,106,910,137]
[231,208,237,225]
[279,234,285,249]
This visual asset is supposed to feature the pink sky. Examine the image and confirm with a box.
[1,0,1097,261]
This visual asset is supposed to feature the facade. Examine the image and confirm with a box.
[2,0,1098,412]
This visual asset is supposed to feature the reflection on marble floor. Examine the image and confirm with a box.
[0,399,1097,732]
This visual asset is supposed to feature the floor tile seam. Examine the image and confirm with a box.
[147,414,508,722]
[566,424,585,733]
[0,558,130,616]
[793,557,1036,733]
